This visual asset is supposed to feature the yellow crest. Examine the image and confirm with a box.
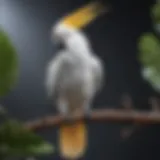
[61,2,107,29]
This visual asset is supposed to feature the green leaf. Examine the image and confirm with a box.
[138,33,160,69]
[138,32,160,91]
[27,143,54,155]
[0,120,54,157]
[0,29,18,97]
[142,67,160,91]
[151,3,160,24]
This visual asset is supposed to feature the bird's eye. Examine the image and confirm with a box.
[56,41,65,50]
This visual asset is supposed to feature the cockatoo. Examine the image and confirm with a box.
[48,24,104,117]
[46,2,106,159]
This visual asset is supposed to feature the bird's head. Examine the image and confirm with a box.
[51,22,91,52]
[51,2,107,50]
[51,23,77,49]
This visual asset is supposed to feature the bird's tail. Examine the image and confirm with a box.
[58,120,87,159]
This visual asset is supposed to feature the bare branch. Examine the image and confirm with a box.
[24,109,160,131]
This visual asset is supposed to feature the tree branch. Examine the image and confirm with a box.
[24,109,160,130]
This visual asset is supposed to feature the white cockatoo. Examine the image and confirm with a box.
[47,23,104,117]
[45,2,106,159]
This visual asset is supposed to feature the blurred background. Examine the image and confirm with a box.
[0,0,160,159]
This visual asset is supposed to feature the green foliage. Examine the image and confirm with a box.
[139,1,160,91]
[0,106,54,160]
[142,67,160,91]
[151,3,160,24]
[138,33,160,68]
[138,33,160,91]
[0,29,55,159]
[0,120,54,158]
[0,29,18,97]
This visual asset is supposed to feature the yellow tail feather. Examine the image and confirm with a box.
[58,120,87,159]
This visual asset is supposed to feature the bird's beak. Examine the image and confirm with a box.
[52,35,65,50]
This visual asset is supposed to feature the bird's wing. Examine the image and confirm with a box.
[46,50,70,98]
[91,55,105,92]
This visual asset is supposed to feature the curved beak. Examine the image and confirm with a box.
[52,35,65,50]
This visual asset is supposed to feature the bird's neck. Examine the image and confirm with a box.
[69,46,91,56]
[66,39,92,58]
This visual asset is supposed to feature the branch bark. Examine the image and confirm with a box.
[24,109,160,131]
